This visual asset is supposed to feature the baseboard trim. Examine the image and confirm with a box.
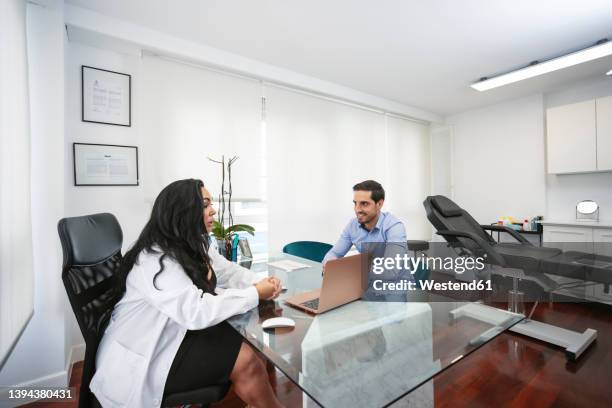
[0,370,68,407]
[0,344,85,407]
[66,342,85,386]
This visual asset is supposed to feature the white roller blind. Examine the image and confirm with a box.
[385,116,431,240]
[0,0,34,368]
[430,126,452,198]
[266,87,388,251]
[139,57,431,252]
[141,56,263,202]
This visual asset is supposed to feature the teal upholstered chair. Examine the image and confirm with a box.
[282,241,333,263]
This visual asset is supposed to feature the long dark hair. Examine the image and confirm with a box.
[119,178,214,293]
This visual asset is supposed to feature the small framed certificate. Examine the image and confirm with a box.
[73,143,139,186]
[82,66,131,126]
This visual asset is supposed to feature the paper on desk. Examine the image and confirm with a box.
[267,259,310,272]
[253,271,269,281]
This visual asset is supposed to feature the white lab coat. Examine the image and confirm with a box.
[90,246,260,408]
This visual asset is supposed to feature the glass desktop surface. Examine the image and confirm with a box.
[228,253,523,408]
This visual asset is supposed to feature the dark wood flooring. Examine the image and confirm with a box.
[20,300,612,408]
[429,300,612,408]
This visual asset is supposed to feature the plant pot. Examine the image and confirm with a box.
[216,238,233,260]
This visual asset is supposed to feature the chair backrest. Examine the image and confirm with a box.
[58,213,124,408]
[423,195,495,254]
[282,241,333,263]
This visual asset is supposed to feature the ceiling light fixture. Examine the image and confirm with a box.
[471,39,612,91]
[606,69,612,76]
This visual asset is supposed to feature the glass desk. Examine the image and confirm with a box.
[228,254,523,408]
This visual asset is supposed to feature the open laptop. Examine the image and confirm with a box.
[285,253,365,314]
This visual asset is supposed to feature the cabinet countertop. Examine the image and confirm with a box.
[540,220,612,229]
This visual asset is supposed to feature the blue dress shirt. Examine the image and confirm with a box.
[323,211,407,264]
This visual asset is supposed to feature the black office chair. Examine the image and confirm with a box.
[58,213,229,408]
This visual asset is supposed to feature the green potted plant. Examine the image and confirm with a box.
[208,155,255,260]
[210,220,255,259]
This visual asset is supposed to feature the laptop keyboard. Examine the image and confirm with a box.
[300,298,320,310]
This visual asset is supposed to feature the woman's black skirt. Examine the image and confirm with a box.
[163,321,243,395]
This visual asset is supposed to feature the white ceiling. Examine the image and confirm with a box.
[66,0,612,116]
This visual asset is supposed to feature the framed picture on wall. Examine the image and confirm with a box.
[73,143,139,186]
[82,65,131,126]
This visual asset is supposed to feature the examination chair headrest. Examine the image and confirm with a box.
[430,195,463,217]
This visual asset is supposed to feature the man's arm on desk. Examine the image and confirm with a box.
[322,222,354,266]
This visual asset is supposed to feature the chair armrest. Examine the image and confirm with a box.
[481,224,534,246]
[436,229,508,267]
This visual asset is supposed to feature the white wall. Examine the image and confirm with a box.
[64,42,149,359]
[546,172,612,221]
[429,125,453,197]
[545,76,612,221]
[446,94,547,223]
[0,0,65,392]
[444,75,612,225]
[65,43,147,249]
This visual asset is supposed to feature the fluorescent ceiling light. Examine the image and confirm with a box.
[607,69,612,76]
[471,40,612,91]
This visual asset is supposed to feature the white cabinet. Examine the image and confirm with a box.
[546,100,597,174]
[542,224,612,304]
[592,229,612,304]
[543,225,594,300]
[593,228,612,256]
[542,225,593,252]
[596,96,612,171]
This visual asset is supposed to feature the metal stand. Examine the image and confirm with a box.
[451,298,597,361]
[509,319,597,360]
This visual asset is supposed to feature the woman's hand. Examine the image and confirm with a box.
[255,277,282,300]
[268,277,282,298]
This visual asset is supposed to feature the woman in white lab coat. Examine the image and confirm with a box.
[90,179,284,408]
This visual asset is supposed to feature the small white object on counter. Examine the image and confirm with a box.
[262,317,296,329]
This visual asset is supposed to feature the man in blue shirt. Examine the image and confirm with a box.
[322,180,407,269]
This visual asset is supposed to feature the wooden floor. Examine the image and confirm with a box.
[20,300,612,408]
[429,300,612,408]
[19,360,302,408]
